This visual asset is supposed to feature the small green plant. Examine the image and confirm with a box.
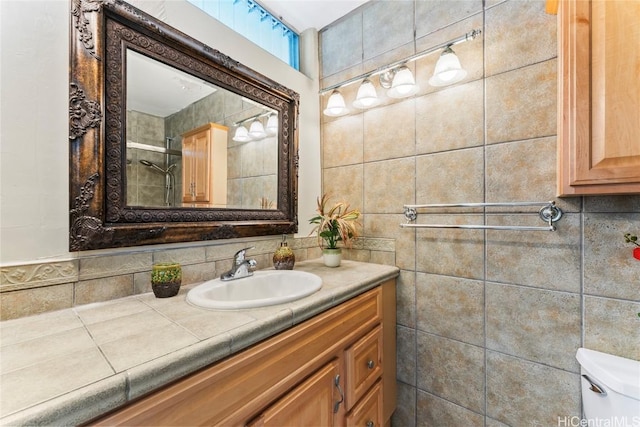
[624,233,640,247]
[151,263,182,284]
[309,194,360,249]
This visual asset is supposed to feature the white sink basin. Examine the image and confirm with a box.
[186,270,322,310]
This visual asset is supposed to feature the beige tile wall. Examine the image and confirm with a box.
[319,0,640,425]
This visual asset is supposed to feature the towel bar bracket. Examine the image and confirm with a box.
[539,204,562,224]
[404,207,417,222]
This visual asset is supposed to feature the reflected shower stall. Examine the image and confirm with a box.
[138,158,177,207]
[126,122,182,207]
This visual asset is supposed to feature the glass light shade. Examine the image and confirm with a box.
[249,120,267,140]
[387,66,419,99]
[232,125,251,142]
[265,114,278,136]
[353,79,380,109]
[323,90,349,117]
[428,47,467,87]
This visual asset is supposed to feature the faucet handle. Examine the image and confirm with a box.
[234,246,255,264]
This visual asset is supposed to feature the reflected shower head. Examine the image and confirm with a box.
[139,159,166,174]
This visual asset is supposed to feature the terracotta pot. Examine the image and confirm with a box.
[322,248,342,267]
[634,248,640,261]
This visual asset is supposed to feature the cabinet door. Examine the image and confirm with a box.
[182,130,211,202]
[191,129,211,202]
[249,360,341,427]
[558,0,640,195]
[182,135,195,202]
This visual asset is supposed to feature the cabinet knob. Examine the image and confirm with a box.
[367,360,375,369]
[366,421,374,427]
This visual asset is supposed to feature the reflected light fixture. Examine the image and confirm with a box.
[265,114,278,136]
[249,120,267,140]
[353,79,380,109]
[387,66,419,99]
[232,125,251,142]
[429,45,467,87]
[323,90,349,117]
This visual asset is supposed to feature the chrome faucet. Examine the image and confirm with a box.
[220,247,257,281]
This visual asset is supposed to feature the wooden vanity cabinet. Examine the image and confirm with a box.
[89,280,396,427]
[556,0,640,196]
[182,123,228,205]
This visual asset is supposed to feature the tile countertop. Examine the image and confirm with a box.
[0,259,399,426]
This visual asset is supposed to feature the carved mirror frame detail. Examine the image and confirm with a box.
[69,0,300,251]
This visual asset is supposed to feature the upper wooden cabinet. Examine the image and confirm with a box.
[182,123,228,205]
[557,0,640,196]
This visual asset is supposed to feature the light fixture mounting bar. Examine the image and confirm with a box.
[320,29,481,94]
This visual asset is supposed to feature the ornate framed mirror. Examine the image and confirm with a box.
[69,0,299,250]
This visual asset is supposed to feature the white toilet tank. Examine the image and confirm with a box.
[576,348,640,424]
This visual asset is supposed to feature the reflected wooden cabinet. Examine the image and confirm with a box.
[182,123,228,205]
[557,0,640,195]
[89,280,396,426]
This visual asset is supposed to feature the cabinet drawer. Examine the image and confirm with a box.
[346,380,382,427]
[345,325,383,410]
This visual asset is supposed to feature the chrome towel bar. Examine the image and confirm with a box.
[401,201,563,232]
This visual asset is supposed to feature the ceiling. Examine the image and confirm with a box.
[258,0,370,32]
[127,50,218,117]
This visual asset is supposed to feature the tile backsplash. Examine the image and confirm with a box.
[0,236,395,320]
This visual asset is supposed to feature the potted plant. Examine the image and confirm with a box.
[151,262,182,298]
[624,233,640,261]
[309,194,361,267]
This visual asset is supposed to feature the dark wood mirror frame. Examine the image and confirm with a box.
[69,0,299,251]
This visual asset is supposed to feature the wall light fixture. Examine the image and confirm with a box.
[387,66,419,99]
[429,45,467,86]
[353,79,381,109]
[323,89,349,117]
[321,29,481,116]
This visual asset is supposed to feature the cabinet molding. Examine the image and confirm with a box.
[557,0,640,196]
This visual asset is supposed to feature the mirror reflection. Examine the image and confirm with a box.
[125,49,278,209]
